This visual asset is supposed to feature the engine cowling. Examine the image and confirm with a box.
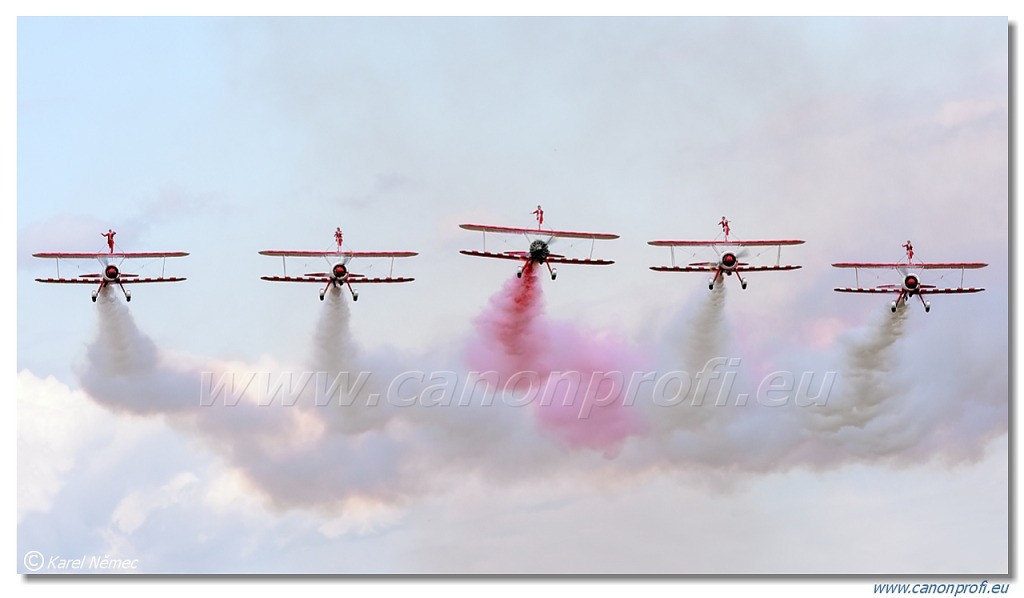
[903,274,920,291]
[720,252,738,270]
[103,264,120,280]
[529,239,551,262]
[332,263,348,279]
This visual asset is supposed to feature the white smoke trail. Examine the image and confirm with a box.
[650,285,730,434]
[680,284,728,372]
[809,308,909,433]
[77,290,192,415]
[310,286,356,373]
[307,287,393,435]
[70,272,1004,511]
[75,288,414,511]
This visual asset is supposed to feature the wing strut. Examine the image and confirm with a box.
[776,245,781,267]
[481,231,487,253]
[281,256,287,277]
[670,246,676,268]
[589,238,595,259]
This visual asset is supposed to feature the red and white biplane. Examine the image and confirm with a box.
[33,246,188,302]
[833,242,986,313]
[459,206,619,280]
[648,218,804,290]
[259,231,416,301]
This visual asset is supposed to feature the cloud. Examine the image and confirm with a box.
[317,497,406,539]
[111,472,200,535]
[17,372,104,521]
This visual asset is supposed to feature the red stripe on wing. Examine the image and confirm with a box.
[36,277,186,284]
[919,287,985,294]
[833,288,900,293]
[460,250,529,261]
[650,266,716,272]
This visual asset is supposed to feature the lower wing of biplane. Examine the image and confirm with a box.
[648,239,804,290]
[259,250,417,301]
[459,223,619,280]
[33,251,188,302]
[832,262,987,313]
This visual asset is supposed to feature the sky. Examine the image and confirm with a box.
[12,10,1011,589]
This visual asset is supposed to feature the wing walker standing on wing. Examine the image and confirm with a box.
[648,217,804,290]
[34,229,188,302]
[833,241,986,313]
[260,229,417,301]
[459,205,619,281]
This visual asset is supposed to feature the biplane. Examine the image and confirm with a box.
[833,243,986,313]
[459,205,619,280]
[33,246,188,302]
[259,231,416,301]
[648,218,804,290]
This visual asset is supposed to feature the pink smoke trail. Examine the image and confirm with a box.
[466,264,646,455]
[469,262,545,369]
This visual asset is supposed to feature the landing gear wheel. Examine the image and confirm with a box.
[353,291,359,301]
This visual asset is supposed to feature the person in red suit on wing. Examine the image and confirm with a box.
[102,229,116,253]
[532,205,544,229]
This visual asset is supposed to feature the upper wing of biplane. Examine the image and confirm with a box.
[831,262,987,270]
[648,239,804,247]
[258,250,418,258]
[260,275,414,284]
[33,251,190,259]
[459,224,619,240]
